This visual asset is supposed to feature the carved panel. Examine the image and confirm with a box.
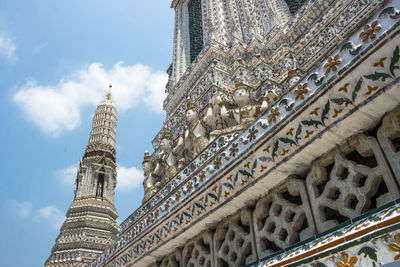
[253,176,315,259]
[377,108,400,182]
[306,134,400,233]
[160,249,182,267]
[182,231,214,267]
[214,208,256,267]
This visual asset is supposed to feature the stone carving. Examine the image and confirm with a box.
[163,0,374,137]
[203,92,226,138]
[142,151,158,203]
[182,231,213,267]
[214,208,257,267]
[253,176,316,259]
[377,108,400,182]
[160,249,182,267]
[175,132,187,170]
[219,80,268,133]
[287,64,301,87]
[264,89,280,107]
[184,98,209,162]
[306,134,400,233]
[153,127,178,185]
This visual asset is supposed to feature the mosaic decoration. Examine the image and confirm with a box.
[188,0,203,63]
[284,0,307,15]
[161,0,379,146]
[90,2,400,264]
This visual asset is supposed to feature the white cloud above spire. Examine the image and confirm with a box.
[13,62,167,136]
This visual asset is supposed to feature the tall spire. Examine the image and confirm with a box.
[45,86,119,267]
[86,86,117,150]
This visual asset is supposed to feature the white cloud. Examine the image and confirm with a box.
[39,205,65,229]
[57,165,77,188]
[117,166,143,192]
[10,200,33,217]
[143,71,169,113]
[14,62,167,136]
[0,33,16,58]
[8,200,65,229]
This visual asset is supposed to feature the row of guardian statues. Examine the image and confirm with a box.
[142,80,279,202]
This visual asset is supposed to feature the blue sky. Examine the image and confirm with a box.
[0,1,173,266]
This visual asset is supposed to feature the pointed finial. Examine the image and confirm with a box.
[106,85,112,100]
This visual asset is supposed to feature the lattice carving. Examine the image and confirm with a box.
[253,177,315,259]
[160,249,181,267]
[306,134,399,233]
[378,108,400,183]
[214,208,256,267]
[188,0,203,63]
[182,231,213,267]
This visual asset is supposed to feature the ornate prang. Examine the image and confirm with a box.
[88,1,400,266]
[46,89,119,266]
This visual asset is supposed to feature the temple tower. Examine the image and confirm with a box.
[169,0,292,85]
[45,88,119,266]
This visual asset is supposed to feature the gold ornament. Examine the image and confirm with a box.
[106,85,112,100]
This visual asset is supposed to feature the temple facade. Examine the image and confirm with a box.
[45,91,119,266]
[50,0,400,266]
